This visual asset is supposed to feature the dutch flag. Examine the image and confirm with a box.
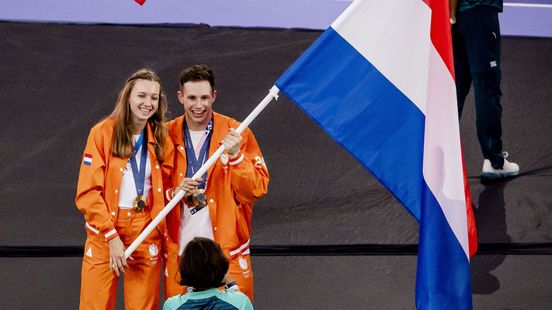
[83,153,93,166]
[275,0,478,308]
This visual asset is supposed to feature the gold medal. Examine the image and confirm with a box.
[133,195,147,212]
[192,189,207,208]
[187,189,207,215]
[186,189,207,209]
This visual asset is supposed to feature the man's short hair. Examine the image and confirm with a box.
[178,237,229,290]
[179,64,215,90]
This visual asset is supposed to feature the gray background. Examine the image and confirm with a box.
[1,22,551,309]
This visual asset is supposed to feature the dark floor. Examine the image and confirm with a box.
[1,22,551,309]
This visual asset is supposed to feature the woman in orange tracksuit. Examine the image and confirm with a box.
[76,69,173,310]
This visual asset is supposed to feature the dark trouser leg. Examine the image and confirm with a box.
[456,6,504,168]
[452,23,472,119]
[473,69,503,168]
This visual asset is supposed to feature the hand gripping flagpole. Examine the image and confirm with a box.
[125,85,280,258]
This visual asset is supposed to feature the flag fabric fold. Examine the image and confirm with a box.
[275,0,477,308]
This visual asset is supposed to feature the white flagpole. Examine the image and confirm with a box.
[125,85,280,258]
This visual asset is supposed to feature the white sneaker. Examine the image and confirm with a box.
[481,153,520,179]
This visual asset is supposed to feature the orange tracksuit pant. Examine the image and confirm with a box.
[79,210,162,310]
[163,241,254,301]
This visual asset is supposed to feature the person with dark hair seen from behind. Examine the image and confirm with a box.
[163,237,254,310]
[449,0,519,180]
[163,64,269,301]
[76,69,174,309]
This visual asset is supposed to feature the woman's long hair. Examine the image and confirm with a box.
[109,68,168,162]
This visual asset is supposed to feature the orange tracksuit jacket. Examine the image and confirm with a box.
[76,118,174,310]
[163,112,269,301]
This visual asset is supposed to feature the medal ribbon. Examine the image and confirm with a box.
[183,119,213,190]
[129,130,148,197]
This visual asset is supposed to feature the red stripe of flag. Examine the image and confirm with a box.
[423,0,455,76]
[423,0,478,257]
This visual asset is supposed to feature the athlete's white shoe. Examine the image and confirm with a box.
[481,152,519,180]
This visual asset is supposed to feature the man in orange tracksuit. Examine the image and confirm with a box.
[163,64,269,301]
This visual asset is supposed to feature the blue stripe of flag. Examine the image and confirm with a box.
[276,27,425,220]
[418,183,472,308]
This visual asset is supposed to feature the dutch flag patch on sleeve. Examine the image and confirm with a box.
[83,153,93,166]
